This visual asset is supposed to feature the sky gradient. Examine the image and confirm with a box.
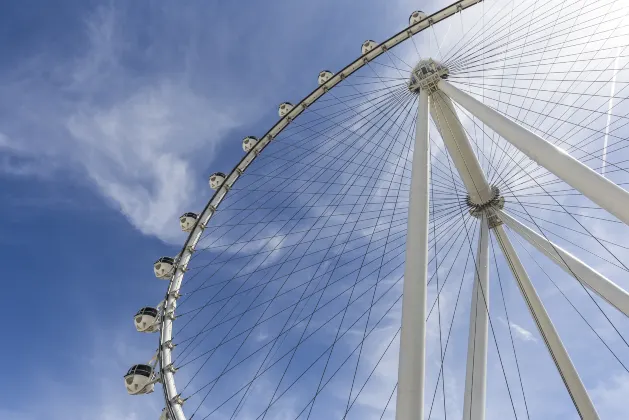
[2,1,629,419]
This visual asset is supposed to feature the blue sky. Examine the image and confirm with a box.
[2,0,629,419]
[0,1,427,418]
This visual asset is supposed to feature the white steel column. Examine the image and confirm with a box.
[463,215,489,420]
[439,80,629,227]
[430,90,493,204]
[396,89,430,420]
[496,209,629,317]
[493,225,599,419]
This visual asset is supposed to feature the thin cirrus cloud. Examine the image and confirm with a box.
[0,4,244,243]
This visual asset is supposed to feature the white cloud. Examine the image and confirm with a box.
[0,4,243,243]
[66,81,237,242]
[509,322,537,343]
[64,6,242,243]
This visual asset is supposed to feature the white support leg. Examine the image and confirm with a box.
[496,209,629,317]
[396,89,430,420]
[430,90,493,204]
[493,225,599,419]
[463,215,489,420]
[438,80,629,227]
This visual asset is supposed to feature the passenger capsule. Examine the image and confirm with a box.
[124,364,155,395]
[361,40,378,55]
[179,212,198,232]
[242,136,258,153]
[409,11,428,25]
[154,256,175,279]
[278,102,294,117]
[318,70,334,85]
[209,172,226,190]
[134,307,160,333]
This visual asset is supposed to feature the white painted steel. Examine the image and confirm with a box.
[493,225,599,419]
[463,215,489,420]
[430,90,492,204]
[396,89,430,420]
[496,209,629,317]
[157,3,485,418]
[439,80,629,226]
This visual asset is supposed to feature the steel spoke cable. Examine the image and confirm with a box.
[428,222,477,420]
[380,382,398,419]
[176,209,467,375]
[178,88,414,281]
[177,201,466,394]
[510,231,629,373]
[450,50,629,78]
[450,99,629,273]
[253,86,417,420]
[180,202,469,324]
[154,3,629,418]
[340,86,418,420]
[250,290,405,420]
[442,0,529,66]
[484,0,518,180]
[177,239,410,371]
[448,0,620,74]
[180,89,418,300]
[445,0,569,68]
[176,93,419,368]
[303,91,417,420]
[291,327,402,420]
[192,262,407,416]
[504,206,629,271]
[463,115,629,352]
[489,234,531,420]
[184,89,419,412]
[435,120,520,418]
[175,108,416,362]
[450,17,627,78]
[456,1,608,185]
[186,203,450,279]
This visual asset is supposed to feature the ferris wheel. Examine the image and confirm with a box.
[124,0,629,418]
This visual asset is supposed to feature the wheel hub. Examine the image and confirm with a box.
[409,59,449,93]
[467,185,505,228]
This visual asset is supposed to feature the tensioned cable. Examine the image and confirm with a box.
[455,104,629,355]
[178,91,418,370]
[177,65,434,414]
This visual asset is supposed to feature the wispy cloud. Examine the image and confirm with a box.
[509,322,538,343]
[0,4,244,243]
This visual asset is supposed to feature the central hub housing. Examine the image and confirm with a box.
[409,59,449,93]
[467,185,505,229]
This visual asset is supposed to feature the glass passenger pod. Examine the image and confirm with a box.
[409,11,427,25]
[134,307,159,333]
[179,212,198,232]
[242,136,258,152]
[278,102,294,117]
[318,70,334,86]
[361,40,378,55]
[154,256,175,279]
[209,172,227,190]
[124,364,155,395]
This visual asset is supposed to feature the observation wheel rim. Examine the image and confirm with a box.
[159,1,483,418]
